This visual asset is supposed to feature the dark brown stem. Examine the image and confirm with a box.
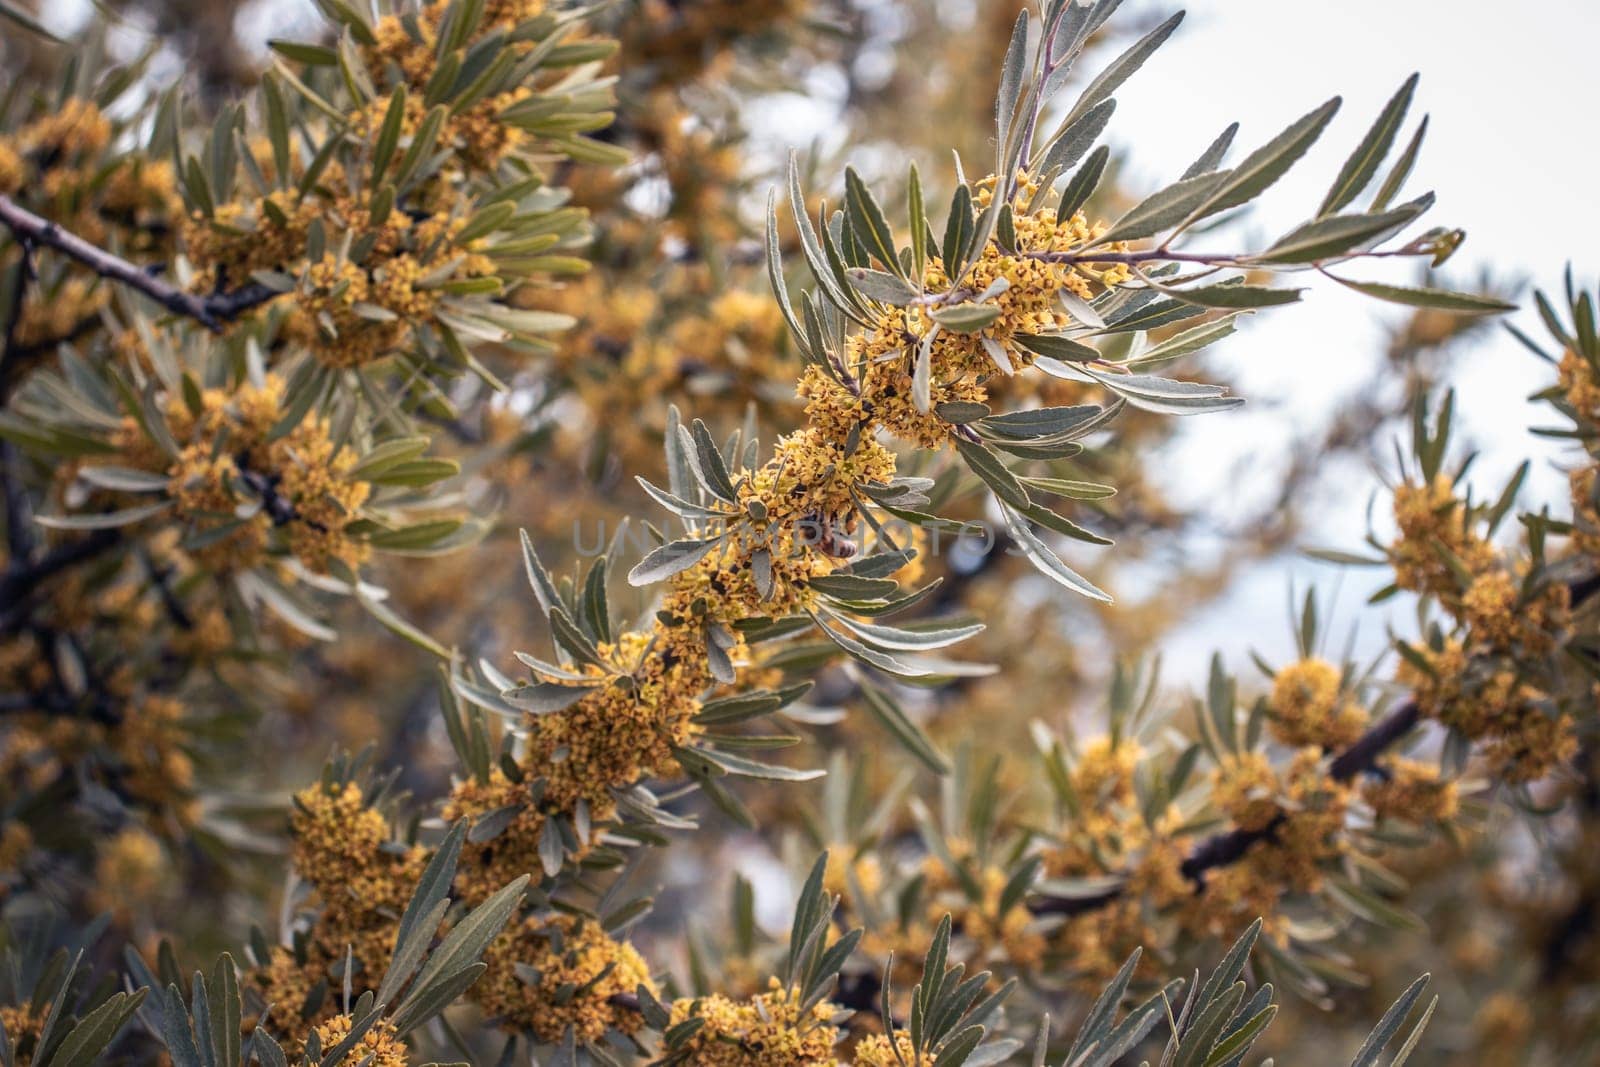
[0,194,281,332]
[1031,574,1600,918]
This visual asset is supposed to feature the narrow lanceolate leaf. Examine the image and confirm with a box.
[1165,282,1303,309]
[908,163,928,279]
[942,183,974,272]
[1060,12,1184,130]
[864,687,947,771]
[1190,97,1342,223]
[690,419,740,501]
[1001,505,1110,603]
[627,536,723,587]
[845,167,903,276]
[953,438,1029,509]
[1098,170,1230,244]
[1040,97,1116,176]
[994,7,1030,156]
[931,303,1002,333]
[1083,367,1244,415]
[1326,277,1515,314]
[501,680,602,713]
[1015,333,1099,362]
[827,612,985,651]
[1181,122,1239,179]
[1320,73,1419,216]
[1372,116,1428,210]
[1058,145,1110,220]
[848,268,920,305]
[913,328,936,413]
[1253,196,1432,264]
[975,405,1103,440]
[1350,974,1431,1067]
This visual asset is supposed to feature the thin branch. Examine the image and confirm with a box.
[1031,574,1600,918]
[0,194,281,332]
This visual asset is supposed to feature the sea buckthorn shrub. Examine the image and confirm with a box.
[0,0,1595,1064]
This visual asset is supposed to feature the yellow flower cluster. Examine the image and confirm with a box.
[310,1015,410,1067]
[0,98,180,258]
[1269,658,1368,749]
[474,914,653,1042]
[111,375,372,573]
[1558,348,1600,422]
[802,203,1127,451]
[852,1033,925,1067]
[1040,738,1190,982]
[666,978,842,1066]
[284,782,427,1001]
[1400,643,1576,784]
[1390,474,1495,598]
[0,1001,46,1065]
[365,0,552,172]
[1460,569,1568,655]
[1364,756,1459,823]
[522,629,705,827]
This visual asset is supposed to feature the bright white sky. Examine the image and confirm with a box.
[1104,0,1600,675]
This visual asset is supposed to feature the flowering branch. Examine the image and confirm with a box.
[1031,571,1600,919]
[0,193,280,332]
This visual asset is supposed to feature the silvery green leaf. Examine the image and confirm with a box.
[1321,73,1419,216]
[913,326,937,413]
[1081,367,1243,415]
[500,680,601,713]
[1125,314,1245,369]
[953,437,1030,509]
[1059,12,1184,130]
[824,611,984,651]
[976,405,1103,440]
[1327,277,1514,313]
[931,303,1002,333]
[1372,116,1428,211]
[691,746,823,782]
[636,476,726,521]
[1058,144,1110,220]
[690,418,740,501]
[1000,505,1110,602]
[1099,170,1231,244]
[627,536,722,587]
[1058,287,1106,329]
[1190,97,1343,223]
[1253,196,1432,264]
[75,466,174,492]
[1039,97,1116,175]
[1016,333,1098,362]
[982,336,1014,373]
[35,500,172,529]
[845,166,903,275]
[994,8,1030,157]
[847,268,920,305]
[1182,122,1240,179]
[1164,282,1302,309]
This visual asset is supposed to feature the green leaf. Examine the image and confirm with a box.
[1099,171,1230,244]
[931,303,1002,333]
[845,167,903,276]
[1327,277,1514,314]
[1060,12,1184,131]
[1351,974,1430,1067]
[1058,145,1110,220]
[1015,333,1099,362]
[626,536,723,587]
[1372,116,1428,211]
[41,990,147,1067]
[1191,97,1342,223]
[860,684,950,775]
[848,268,920,305]
[1321,73,1419,216]
[1253,198,1432,264]
[953,438,1030,509]
[500,680,602,714]
[1165,282,1302,309]
[1000,505,1110,603]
